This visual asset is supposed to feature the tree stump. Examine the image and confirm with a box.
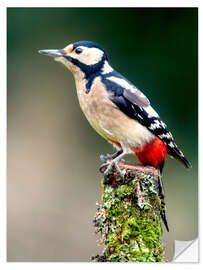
[91,161,165,262]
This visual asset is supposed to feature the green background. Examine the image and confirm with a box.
[7,8,198,262]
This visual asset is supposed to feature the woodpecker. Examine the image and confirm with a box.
[39,40,191,231]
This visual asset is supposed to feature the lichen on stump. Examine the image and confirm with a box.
[91,161,165,262]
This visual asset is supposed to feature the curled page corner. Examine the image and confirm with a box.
[172,239,198,262]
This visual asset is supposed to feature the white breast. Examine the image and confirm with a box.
[74,75,155,153]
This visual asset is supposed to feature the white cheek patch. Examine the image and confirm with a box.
[72,46,103,65]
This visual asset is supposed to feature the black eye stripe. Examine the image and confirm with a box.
[75,47,83,54]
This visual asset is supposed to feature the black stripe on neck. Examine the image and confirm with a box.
[64,55,106,94]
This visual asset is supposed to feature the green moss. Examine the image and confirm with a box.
[92,171,165,262]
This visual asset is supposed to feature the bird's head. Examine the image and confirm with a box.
[39,41,110,78]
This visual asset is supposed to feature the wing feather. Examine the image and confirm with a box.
[103,73,191,168]
[123,88,150,107]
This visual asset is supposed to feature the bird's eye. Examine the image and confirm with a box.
[75,48,83,54]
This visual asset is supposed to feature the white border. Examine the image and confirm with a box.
[2,0,200,8]
[0,0,7,265]
[1,0,201,269]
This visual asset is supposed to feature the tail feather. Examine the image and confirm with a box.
[158,163,169,232]
[160,206,169,232]
[157,144,191,231]
[168,146,192,169]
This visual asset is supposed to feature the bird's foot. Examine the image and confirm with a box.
[101,160,125,184]
[100,150,124,163]
[100,153,114,163]
[100,155,126,163]
[100,150,126,184]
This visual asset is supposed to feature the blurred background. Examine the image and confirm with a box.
[7,8,198,262]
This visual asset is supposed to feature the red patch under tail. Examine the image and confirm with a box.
[135,137,168,169]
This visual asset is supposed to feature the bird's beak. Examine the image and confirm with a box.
[38,49,66,58]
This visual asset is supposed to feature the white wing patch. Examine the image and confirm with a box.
[159,132,173,140]
[107,76,138,93]
[107,76,151,108]
[168,141,175,148]
[144,105,159,118]
[107,76,160,118]
[179,150,184,157]
[138,114,144,120]
[160,120,167,128]
[149,119,163,130]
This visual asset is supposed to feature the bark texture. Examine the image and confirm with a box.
[91,161,165,262]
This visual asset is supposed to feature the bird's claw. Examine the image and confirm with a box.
[103,160,125,182]
[100,154,125,163]
[100,153,113,163]
[99,162,110,171]
[100,150,126,183]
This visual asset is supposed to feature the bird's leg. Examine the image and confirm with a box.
[101,151,126,181]
[100,149,123,163]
